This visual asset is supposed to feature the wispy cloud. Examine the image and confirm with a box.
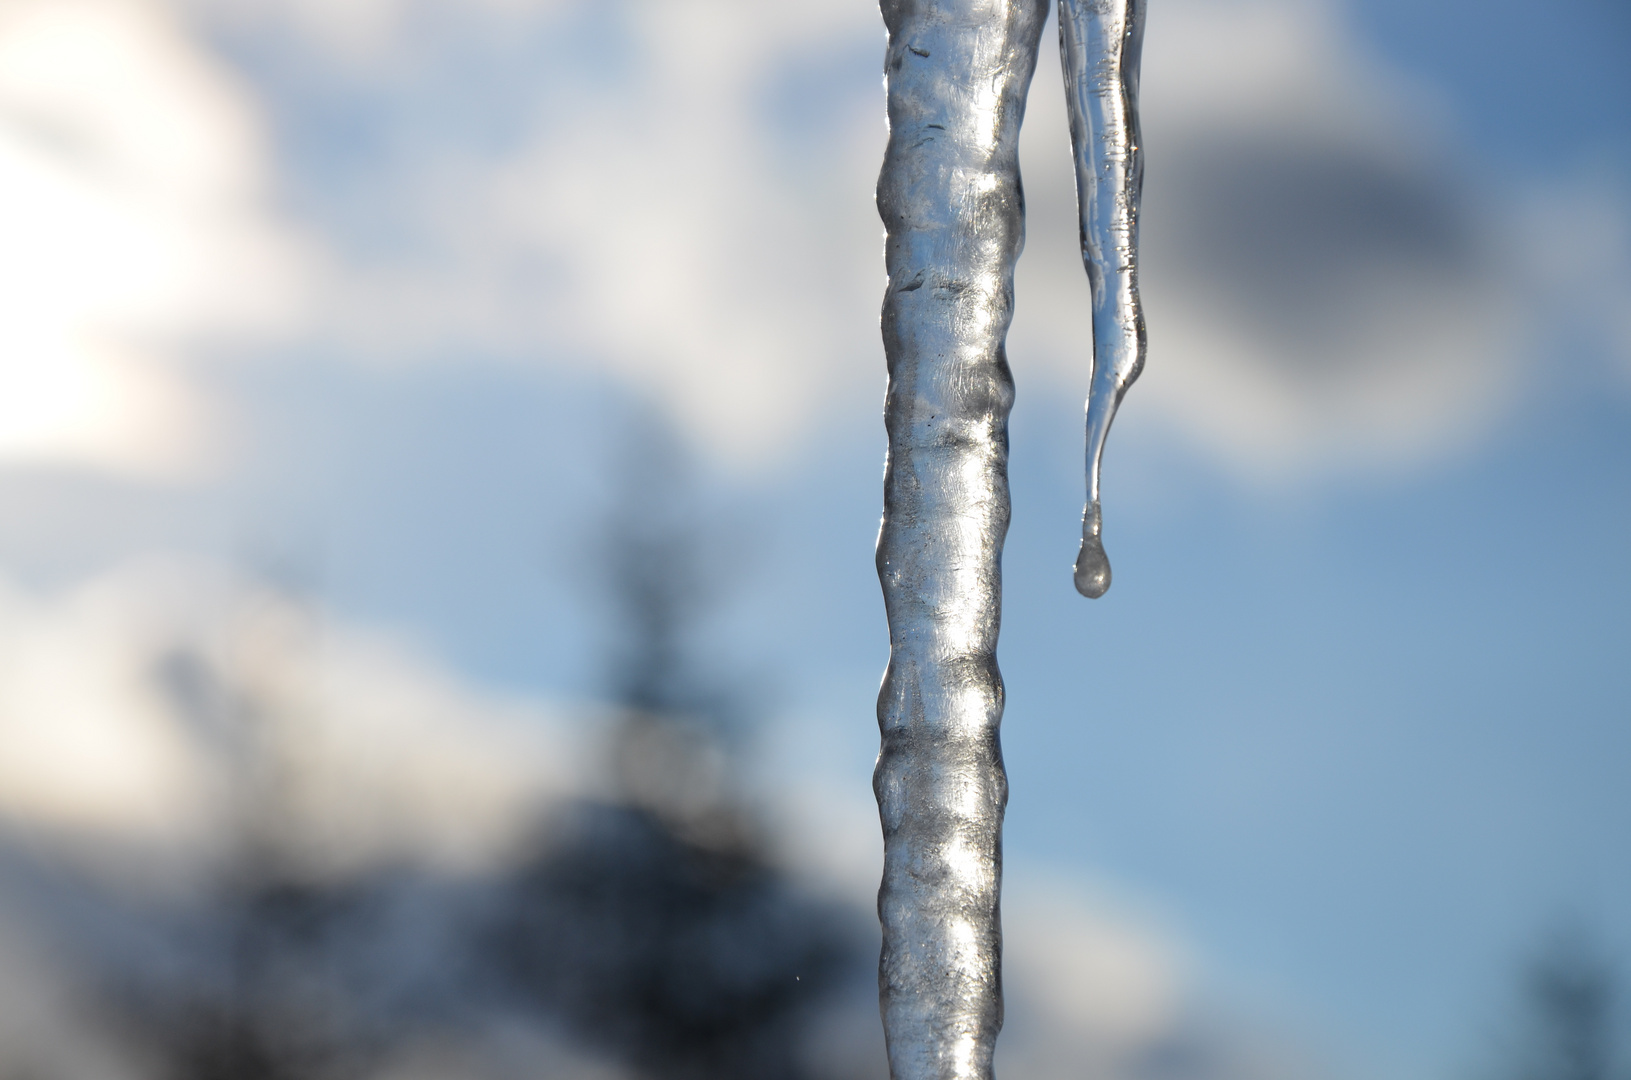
[7,0,1622,479]
[0,558,579,877]
[1015,0,1526,478]
[0,0,305,474]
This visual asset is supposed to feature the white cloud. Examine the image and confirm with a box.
[1011,0,1523,479]
[0,0,304,475]
[3,0,1553,480]
[995,871,1338,1080]
[997,872,1186,1079]
[0,559,585,880]
[4,0,1575,480]
[211,0,1538,478]
[266,0,886,462]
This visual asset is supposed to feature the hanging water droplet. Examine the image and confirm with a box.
[1074,502,1111,598]
[1061,0,1147,599]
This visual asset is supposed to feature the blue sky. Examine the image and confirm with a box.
[0,0,1628,1077]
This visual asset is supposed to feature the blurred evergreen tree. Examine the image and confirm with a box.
[54,416,870,1080]
[1507,926,1625,1080]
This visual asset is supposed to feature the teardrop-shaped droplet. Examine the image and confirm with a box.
[1074,502,1111,598]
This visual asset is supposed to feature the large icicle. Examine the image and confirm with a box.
[874,1,1048,1077]
[1061,0,1147,599]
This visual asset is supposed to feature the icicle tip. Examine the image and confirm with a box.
[1074,541,1110,598]
[1074,502,1111,598]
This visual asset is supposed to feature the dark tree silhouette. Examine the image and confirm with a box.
[1507,926,1625,1080]
[483,418,863,1080]
[8,417,870,1080]
[489,802,856,1080]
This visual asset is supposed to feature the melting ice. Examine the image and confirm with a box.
[1060,0,1147,598]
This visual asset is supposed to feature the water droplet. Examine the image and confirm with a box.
[1074,503,1111,598]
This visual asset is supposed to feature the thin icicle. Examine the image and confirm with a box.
[874,0,1049,1076]
[1061,0,1147,599]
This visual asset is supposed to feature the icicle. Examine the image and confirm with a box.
[875,1,1048,1077]
[1061,0,1147,599]
[874,0,1147,1072]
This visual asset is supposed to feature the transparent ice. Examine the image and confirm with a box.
[1063,0,1148,599]
[874,0,1145,1077]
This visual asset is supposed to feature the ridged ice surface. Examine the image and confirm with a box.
[1061,0,1147,599]
[874,0,1145,1074]
[875,1,1048,1078]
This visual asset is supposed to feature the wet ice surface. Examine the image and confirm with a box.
[1061,0,1148,598]
[874,1,1049,1076]
[874,0,1148,1071]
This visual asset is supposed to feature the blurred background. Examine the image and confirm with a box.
[0,0,1627,1077]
